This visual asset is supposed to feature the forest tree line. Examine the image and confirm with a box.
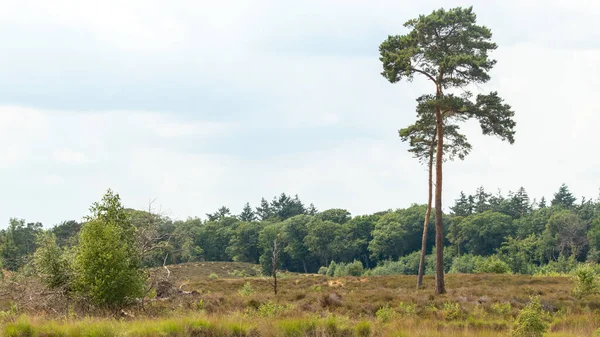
[2,183,600,277]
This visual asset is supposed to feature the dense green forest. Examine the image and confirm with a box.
[3,183,599,277]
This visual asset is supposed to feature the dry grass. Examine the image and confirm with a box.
[1,262,600,336]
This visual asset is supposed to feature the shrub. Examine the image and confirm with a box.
[491,302,512,315]
[511,296,549,337]
[326,261,337,277]
[572,264,599,299]
[73,190,144,309]
[536,254,578,276]
[442,302,463,321]
[238,282,255,296]
[209,273,219,280]
[254,301,292,318]
[369,252,420,276]
[346,260,364,276]
[475,256,512,274]
[449,254,485,274]
[33,232,72,291]
[398,302,416,316]
[376,305,396,323]
[318,266,328,275]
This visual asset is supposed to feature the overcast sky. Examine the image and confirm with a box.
[1,0,599,226]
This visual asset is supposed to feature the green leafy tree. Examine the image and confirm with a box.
[226,221,262,263]
[258,223,285,276]
[498,235,539,274]
[196,217,238,261]
[74,189,144,309]
[281,215,315,273]
[0,218,43,270]
[305,218,355,265]
[455,211,515,256]
[346,214,379,268]
[52,220,81,247]
[34,232,72,292]
[316,209,352,224]
[541,209,587,259]
[369,205,434,261]
[379,6,516,293]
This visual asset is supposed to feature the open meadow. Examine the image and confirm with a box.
[1,262,599,337]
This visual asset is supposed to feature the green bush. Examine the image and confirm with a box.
[209,273,219,280]
[475,256,512,274]
[332,260,364,277]
[318,266,328,275]
[73,190,144,309]
[33,232,72,291]
[442,302,463,321]
[449,254,485,274]
[572,263,599,299]
[326,261,337,277]
[511,296,549,337]
[369,252,420,276]
[346,260,364,276]
[376,305,396,323]
[536,254,578,276]
[238,282,255,296]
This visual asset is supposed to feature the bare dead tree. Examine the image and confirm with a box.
[266,238,281,295]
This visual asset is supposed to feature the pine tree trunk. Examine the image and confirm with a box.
[417,135,436,289]
[434,92,446,295]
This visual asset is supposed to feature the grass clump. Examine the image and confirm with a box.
[511,296,549,337]
[3,319,35,337]
[278,318,318,337]
[355,321,372,337]
[209,273,219,280]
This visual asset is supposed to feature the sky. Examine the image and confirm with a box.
[1,0,599,227]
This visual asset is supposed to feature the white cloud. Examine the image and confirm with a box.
[53,149,90,165]
[0,0,599,226]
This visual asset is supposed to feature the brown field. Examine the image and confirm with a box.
[2,262,600,337]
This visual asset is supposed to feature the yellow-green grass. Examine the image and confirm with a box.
[2,312,600,337]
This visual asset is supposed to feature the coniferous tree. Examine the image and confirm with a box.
[239,202,256,222]
[380,6,516,293]
[256,198,274,221]
[451,192,474,217]
[552,184,577,209]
